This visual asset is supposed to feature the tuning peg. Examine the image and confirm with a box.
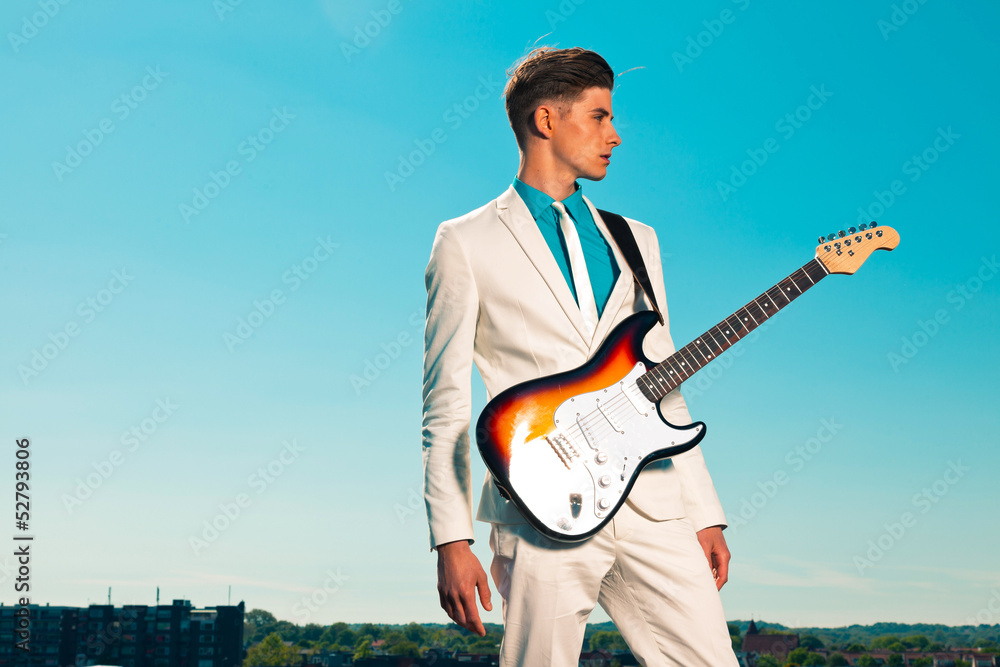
[817,236,826,244]
[848,226,857,234]
[870,221,878,228]
[859,223,868,231]
[828,233,836,241]
[838,230,846,238]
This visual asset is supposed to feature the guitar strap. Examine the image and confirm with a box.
[596,209,664,326]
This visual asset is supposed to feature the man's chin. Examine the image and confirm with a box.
[580,169,609,182]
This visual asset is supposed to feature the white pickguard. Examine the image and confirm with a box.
[506,362,703,539]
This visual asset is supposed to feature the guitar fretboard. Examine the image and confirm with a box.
[636,258,829,403]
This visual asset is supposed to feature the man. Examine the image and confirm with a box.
[422,46,739,666]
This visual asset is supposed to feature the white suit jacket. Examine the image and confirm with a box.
[421,185,727,551]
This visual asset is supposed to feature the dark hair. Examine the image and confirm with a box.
[503,46,615,151]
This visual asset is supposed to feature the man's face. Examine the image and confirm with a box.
[548,86,621,182]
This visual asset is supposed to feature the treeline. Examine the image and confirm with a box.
[726,620,1000,652]
[242,610,1000,665]
[243,609,503,659]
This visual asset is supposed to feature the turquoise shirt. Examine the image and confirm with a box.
[512,177,620,317]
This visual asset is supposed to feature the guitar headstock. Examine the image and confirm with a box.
[816,222,899,274]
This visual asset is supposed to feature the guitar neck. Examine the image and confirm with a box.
[637,258,830,402]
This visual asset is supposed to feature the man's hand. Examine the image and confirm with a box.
[695,525,731,590]
[436,540,493,636]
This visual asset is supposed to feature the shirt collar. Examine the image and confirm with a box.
[512,177,589,225]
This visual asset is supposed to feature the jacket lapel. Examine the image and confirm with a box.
[495,185,592,344]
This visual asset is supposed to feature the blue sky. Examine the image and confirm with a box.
[1,0,998,630]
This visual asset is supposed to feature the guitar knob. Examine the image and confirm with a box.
[817,236,826,244]
[598,474,611,488]
[870,221,878,228]
[848,226,857,234]
[860,223,868,230]
[597,498,611,511]
[828,232,837,241]
[838,230,846,238]
[595,451,609,465]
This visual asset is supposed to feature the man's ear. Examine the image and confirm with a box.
[532,103,556,139]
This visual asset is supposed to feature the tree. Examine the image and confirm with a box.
[902,634,930,650]
[590,630,627,651]
[387,639,420,657]
[244,632,298,667]
[912,658,933,667]
[756,655,780,667]
[729,624,742,652]
[302,623,324,642]
[800,635,825,650]
[871,637,906,652]
[845,643,867,652]
[857,655,877,667]
[270,621,302,643]
[803,652,826,666]
[337,628,358,648]
[246,609,278,628]
[357,623,382,640]
[403,622,426,644]
[354,636,374,659]
[887,653,904,666]
[787,647,809,664]
[828,653,848,666]
[467,637,501,653]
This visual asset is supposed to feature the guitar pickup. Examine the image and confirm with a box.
[596,398,623,433]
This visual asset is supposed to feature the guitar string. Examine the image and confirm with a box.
[552,262,826,451]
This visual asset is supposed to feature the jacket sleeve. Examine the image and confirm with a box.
[640,225,728,532]
[421,222,479,551]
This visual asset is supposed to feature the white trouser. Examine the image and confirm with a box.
[488,501,739,667]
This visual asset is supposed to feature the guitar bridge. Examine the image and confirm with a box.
[546,432,580,469]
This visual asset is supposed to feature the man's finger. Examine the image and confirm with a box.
[460,592,486,636]
[478,569,493,611]
[715,553,730,590]
[448,600,468,628]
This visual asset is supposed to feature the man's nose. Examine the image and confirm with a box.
[609,127,621,147]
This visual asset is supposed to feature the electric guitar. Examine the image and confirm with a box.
[475,223,899,541]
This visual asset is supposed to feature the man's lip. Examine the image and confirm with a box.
[600,154,611,161]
